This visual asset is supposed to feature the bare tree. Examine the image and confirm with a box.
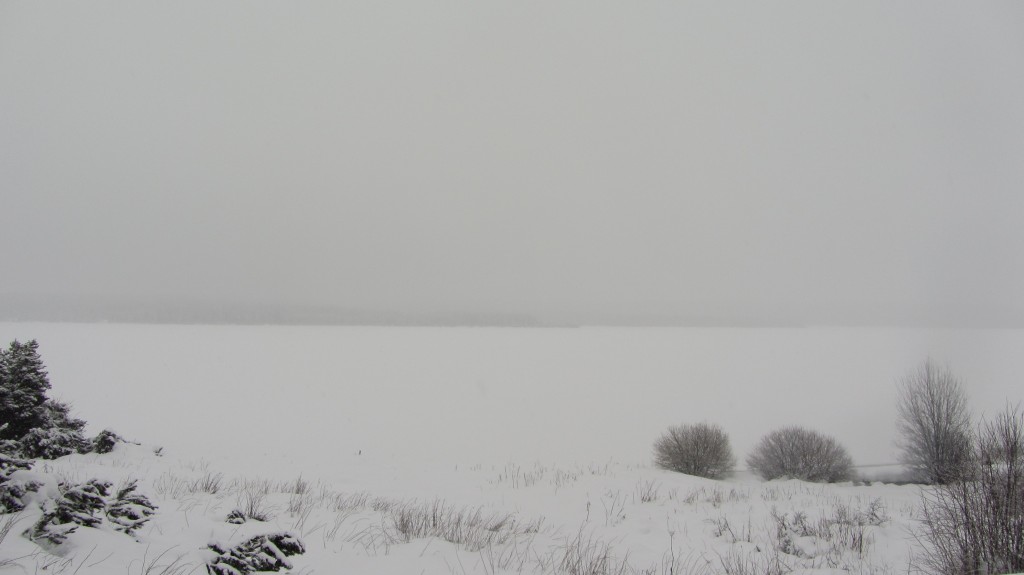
[746,426,853,483]
[895,360,972,484]
[653,422,735,479]
[918,405,1024,575]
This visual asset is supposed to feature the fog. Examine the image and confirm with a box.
[2,2,1022,326]
[5,322,1023,471]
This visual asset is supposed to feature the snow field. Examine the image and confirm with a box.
[2,443,922,574]
[4,322,1021,573]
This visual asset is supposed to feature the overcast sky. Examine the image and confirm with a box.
[2,2,1023,326]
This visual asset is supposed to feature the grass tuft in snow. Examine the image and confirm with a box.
[0,512,31,568]
[633,480,662,504]
[188,472,223,495]
[714,547,789,575]
[130,546,199,575]
[546,527,632,575]
[386,499,536,551]
[235,481,273,522]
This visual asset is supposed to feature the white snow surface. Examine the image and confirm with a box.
[1,322,1022,573]
[4,443,927,575]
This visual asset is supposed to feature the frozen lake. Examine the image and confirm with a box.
[1,322,1021,478]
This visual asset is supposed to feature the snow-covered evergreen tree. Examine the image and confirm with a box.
[18,399,89,459]
[0,340,89,459]
[0,339,51,442]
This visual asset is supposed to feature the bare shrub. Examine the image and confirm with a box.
[896,360,973,484]
[918,405,1024,575]
[746,426,853,483]
[653,422,736,479]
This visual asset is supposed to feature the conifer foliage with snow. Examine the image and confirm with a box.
[0,452,40,513]
[92,429,125,454]
[207,533,306,575]
[27,478,158,545]
[0,339,89,459]
[29,478,112,545]
[0,339,54,440]
[105,480,157,536]
[0,338,160,550]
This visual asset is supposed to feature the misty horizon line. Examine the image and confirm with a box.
[1,295,1021,329]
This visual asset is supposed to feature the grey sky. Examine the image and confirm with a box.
[2,2,1023,325]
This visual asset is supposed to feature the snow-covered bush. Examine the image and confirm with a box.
[29,479,111,545]
[746,426,853,483]
[0,452,40,512]
[919,405,1024,575]
[26,476,158,545]
[207,532,305,575]
[92,429,125,454]
[653,421,736,479]
[105,480,157,536]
